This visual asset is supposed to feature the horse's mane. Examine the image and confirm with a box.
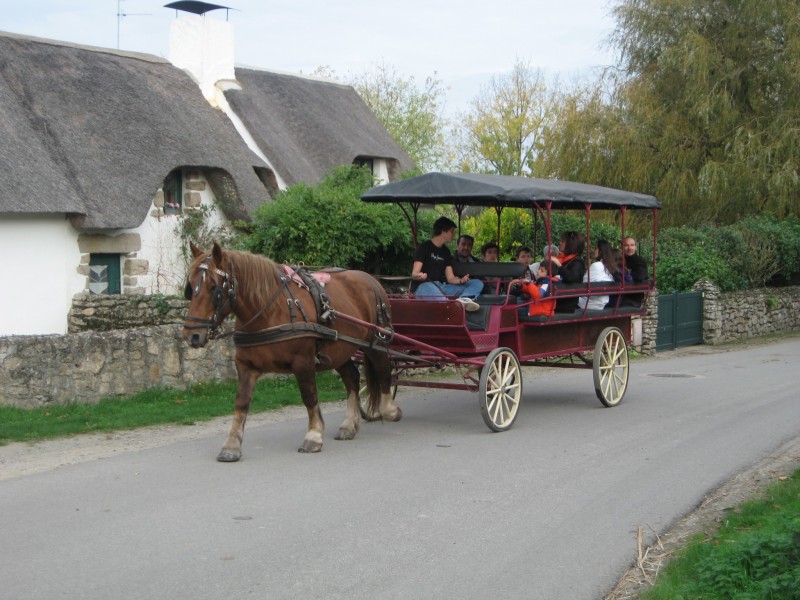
[189,247,281,309]
[225,249,281,308]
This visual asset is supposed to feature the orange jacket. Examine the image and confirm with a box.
[520,277,556,317]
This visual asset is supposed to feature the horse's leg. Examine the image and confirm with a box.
[295,364,325,453]
[334,359,361,441]
[217,363,258,462]
[364,350,402,422]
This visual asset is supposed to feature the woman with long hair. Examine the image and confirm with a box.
[550,231,586,312]
[578,239,616,310]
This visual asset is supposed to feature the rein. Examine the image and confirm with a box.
[185,255,393,353]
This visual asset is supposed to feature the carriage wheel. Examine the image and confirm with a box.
[593,327,630,407]
[479,347,522,432]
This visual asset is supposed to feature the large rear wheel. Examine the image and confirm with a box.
[593,327,629,407]
[479,347,522,432]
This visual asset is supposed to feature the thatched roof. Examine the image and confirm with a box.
[0,31,270,229]
[226,68,415,186]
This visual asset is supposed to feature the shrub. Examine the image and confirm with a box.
[656,244,745,293]
[244,166,414,275]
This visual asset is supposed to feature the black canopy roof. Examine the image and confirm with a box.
[361,172,660,210]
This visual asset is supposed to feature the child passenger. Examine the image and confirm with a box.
[512,259,558,318]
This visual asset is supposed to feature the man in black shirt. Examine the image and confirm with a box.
[411,217,484,311]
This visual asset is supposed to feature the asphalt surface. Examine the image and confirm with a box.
[1,338,799,600]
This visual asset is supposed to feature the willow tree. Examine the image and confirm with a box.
[542,0,800,227]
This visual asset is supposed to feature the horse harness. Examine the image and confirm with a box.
[183,256,238,335]
[186,255,393,359]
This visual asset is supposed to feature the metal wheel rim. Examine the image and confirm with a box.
[593,327,629,407]
[479,348,522,431]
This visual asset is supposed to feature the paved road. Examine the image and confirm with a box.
[1,339,799,600]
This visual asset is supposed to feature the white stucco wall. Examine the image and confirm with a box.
[133,177,230,295]
[0,215,84,335]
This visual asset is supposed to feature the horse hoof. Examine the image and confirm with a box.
[385,407,403,422]
[298,441,322,453]
[334,428,357,441]
[217,449,241,462]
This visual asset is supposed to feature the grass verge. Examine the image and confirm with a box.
[0,372,345,446]
[641,469,800,599]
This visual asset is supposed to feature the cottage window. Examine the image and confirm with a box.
[89,254,121,295]
[163,170,183,214]
[353,157,374,174]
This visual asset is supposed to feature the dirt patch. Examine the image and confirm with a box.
[604,435,800,599]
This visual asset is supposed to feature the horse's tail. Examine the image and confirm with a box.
[362,354,383,419]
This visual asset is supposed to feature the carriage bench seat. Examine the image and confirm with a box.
[452,262,527,295]
[519,305,643,323]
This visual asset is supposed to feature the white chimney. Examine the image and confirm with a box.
[169,11,235,103]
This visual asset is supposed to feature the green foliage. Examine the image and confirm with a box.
[654,217,800,291]
[642,470,800,600]
[453,59,557,176]
[174,202,240,263]
[656,243,743,293]
[244,166,413,275]
[460,208,625,261]
[349,64,448,172]
[542,0,800,227]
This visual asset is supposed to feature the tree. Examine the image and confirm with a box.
[542,0,800,227]
[348,64,448,172]
[453,59,557,176]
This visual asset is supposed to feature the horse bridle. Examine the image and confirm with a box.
[184,256,238,337]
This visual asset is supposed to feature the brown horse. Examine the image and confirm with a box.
[182,242,402,461]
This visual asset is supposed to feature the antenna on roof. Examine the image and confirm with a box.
[164,1,237,20]
[117,0,152,49]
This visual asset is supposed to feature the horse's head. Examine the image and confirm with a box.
[182,241,238,348]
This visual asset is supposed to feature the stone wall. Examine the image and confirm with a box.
[693,280,800,345]
[69,293,188,333]
[0,326,236,408]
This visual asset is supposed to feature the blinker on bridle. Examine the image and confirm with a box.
[184,256,238,336]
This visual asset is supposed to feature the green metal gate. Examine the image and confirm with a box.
[656,291,704,351]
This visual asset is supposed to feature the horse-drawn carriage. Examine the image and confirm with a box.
[182,173,659,460]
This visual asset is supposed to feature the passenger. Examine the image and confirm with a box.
[606,248,633,308]
[454,234,479,263]
[410,216,484,311]
[530,243,560,277]
[515,246,535,279]
[620,236,649,307]
[480,241,500,263]
[512,259,557,318]
[550,231,586,313]
[579,240,617,311]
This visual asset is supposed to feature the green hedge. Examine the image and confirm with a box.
[647,215,800,292]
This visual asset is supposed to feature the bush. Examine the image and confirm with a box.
[244,166,414,275]
[656,245,744,293]
[653,217,800,292]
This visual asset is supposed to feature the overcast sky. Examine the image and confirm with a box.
[3,0,619,113]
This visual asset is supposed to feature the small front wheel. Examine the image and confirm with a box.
[593,327,629,407]
[479,347,522,432]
